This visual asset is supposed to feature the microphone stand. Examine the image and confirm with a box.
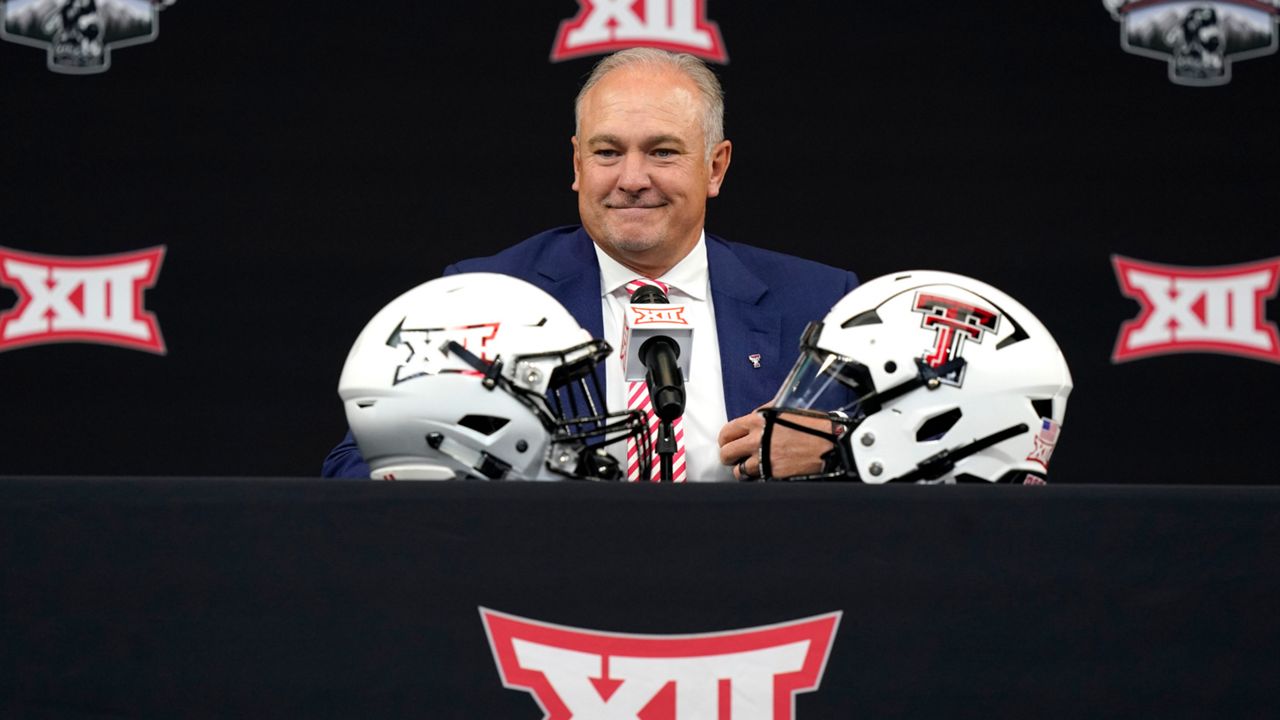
[655,417,677,483]
[644,363,683,483]
[632,284,685,483]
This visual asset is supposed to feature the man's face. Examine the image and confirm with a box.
[572,65,731,273]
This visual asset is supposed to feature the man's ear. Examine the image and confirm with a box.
[706,139,732,198]
[571,135,581,192]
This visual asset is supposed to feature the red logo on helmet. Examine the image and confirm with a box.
[450,322,502,362]
[481,608,840,719]
[390,322,501,384]
[551,0,728,63]
[0,246,166,354]
[1112,255,1280,364]
[912,292,1000,385]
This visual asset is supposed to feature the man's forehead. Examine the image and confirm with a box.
[582,68,702,122]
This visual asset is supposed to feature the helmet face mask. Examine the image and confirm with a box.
[760,271,1073,484]
[474,338,650,480]
[757,405,858,482]
[339,273,648,481]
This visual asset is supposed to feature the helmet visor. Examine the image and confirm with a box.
[772,324,871,417]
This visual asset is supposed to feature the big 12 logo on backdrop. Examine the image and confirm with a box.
[551,0,728,63]
[481,608,840,719]
[0,246,166,354]
[1112,255,1280,363]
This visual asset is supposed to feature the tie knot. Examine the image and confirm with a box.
[625,278,670,297]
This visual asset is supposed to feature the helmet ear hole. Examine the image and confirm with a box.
[457,415,511,436]
[915,407,962,442]
[1030,398,1054,419]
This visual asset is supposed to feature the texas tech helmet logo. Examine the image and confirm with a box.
[552,0,728,63]
[0,246,165,354]
[481,608,840,719]
[912,292,1000,386]
[1,0,176,74]
[1102,0,1280,86]
[1112,255,1280,363]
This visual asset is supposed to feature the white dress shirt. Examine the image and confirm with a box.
[595,234,734,482]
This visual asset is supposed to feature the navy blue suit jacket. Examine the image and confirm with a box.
[322,226,858,478]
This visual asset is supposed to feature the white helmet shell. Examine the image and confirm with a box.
[339,272,635,481]
[772,270,1073,483]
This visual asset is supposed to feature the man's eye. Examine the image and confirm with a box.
[653,149,677,158]
[595,149,620,158]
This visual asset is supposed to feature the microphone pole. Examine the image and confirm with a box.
[631,285,686,483]
[654,390,676,483]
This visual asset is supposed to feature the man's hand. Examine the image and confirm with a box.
[717,409,841,480]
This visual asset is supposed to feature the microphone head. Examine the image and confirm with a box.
[630,284,669,305]
[620,285,694,383]
[650,385,686,421]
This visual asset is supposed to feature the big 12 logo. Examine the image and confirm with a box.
[481,608,841,719]
[0,246,165,354]
[1112,255,1280,363]
[551,0,728,63]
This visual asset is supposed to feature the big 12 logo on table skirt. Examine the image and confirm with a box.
[482,608,841,719]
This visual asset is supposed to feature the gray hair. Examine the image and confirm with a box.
[574,48,725,160]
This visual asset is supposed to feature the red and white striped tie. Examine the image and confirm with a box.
[624,278,687,482]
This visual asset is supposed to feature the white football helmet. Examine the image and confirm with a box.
[339,272,647,481]
[762,271,1073,484]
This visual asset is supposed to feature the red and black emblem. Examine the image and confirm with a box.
[387,321,500,385]
[912,292,1000,386]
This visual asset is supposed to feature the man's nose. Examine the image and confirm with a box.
[616,152,651,192]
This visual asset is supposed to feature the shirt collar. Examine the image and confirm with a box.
[594,231,709,301]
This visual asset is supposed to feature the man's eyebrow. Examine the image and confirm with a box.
[645,134,687,148]
[585,134,689,148]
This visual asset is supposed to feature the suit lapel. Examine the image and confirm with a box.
[529,228,604,340]
[707,237,782,421]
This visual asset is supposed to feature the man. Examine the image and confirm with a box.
[323,48,856,481]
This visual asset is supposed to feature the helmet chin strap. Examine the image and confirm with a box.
[444,340,504,389]
[857,356,967,415]
[886,422,1029,484]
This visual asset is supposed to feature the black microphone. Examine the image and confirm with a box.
[630,285,686,421]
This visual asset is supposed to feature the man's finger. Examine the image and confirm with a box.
[716,413,758,446]
[719,435,758,466]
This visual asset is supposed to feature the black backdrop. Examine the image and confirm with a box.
[2,1,1278,481]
